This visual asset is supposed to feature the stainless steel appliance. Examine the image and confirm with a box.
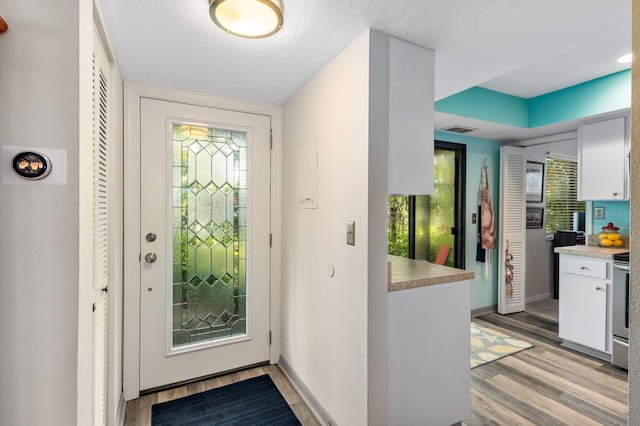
[612,252,629,369]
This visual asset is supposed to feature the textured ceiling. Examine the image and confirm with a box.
[100,0,631,139]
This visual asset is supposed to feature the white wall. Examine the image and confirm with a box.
[366,30,390,425]
[524,138,578,301]
[281,31,377,425]
[0,1,81,424]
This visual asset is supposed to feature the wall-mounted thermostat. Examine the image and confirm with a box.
[12,151,51,180]
[0,145,67,185]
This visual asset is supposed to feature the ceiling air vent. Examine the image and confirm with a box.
[441,125,477,134]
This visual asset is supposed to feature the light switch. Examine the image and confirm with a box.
[346,221,355,246]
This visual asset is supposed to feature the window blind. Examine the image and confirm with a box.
[545,155,585,235]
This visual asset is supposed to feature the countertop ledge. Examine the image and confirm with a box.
[554,245,629,259]
[388,255,474,292]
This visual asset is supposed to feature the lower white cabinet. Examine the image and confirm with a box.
[558,254,612,354]
[388,279,470,425]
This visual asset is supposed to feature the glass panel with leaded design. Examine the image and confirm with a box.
[171,123,247,349]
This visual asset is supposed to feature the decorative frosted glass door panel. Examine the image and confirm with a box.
[139,98,271,391]
[172,124,247,348]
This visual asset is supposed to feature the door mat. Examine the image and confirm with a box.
[152,374,300,425]
[471,322,533,369]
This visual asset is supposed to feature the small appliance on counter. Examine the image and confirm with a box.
[573,212,586,245]
[552,230,578,299]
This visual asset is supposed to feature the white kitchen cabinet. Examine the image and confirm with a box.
[578,114,629,201]
[388,279,470,425]
[387,36,435,195]
[558,254,612,355]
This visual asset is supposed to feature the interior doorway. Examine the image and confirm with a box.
[388,141,466,268]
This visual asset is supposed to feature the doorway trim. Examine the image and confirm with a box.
[122,82,282,400]
[434,140,466,269]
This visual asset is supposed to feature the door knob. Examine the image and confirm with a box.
[145,253,157,263]
[146,233,157,242]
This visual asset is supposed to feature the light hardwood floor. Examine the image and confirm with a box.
[123,364,320,425]
[467,311,628,425]
[525,298,559,323]
[124,311,627,425]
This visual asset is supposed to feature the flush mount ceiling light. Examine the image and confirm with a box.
[617,53,632,64]
[209,0,283,39]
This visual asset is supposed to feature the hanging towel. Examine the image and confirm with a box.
[480,169,495,250]
[476,161,495,276]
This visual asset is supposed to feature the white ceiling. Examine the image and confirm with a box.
[100,0,631,141]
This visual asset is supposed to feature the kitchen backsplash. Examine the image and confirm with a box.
[592,200,630,237]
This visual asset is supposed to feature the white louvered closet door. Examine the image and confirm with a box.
[498,146,526,314]
[92,27,110,426]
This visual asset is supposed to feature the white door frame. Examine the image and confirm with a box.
[122,82,282,400]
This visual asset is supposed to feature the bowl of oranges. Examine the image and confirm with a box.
[598,222,625,247]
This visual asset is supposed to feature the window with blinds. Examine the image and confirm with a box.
[545,155,585,235]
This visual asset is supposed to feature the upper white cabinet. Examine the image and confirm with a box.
[578,114,630,201]
[387,37,435,195]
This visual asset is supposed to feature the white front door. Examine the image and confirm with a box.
[139,98,271,390]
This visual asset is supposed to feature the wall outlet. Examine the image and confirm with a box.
[594,206,605,220]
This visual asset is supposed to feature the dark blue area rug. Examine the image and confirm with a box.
[152,374,301,426]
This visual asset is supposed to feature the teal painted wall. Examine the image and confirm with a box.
[592,200,630,238]
[435,131,501,310]
[435,87,528,128]
[528,70,631,127]
[435,70,631,130]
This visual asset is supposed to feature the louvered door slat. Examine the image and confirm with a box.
[91,27,110,426]
[498,146,526,314]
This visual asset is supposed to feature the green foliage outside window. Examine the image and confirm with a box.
[387,149,456,266]
[388,195,409,257]
[545,156,585,235]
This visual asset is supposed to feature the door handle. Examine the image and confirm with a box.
[145,253,157,264]
[146,233,157,242]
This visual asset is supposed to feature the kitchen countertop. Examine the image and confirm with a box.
[388,255,475,292]
[554,245,629,259]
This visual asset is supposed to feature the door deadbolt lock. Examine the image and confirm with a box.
[146,233,157,242]
[145,253,157,263]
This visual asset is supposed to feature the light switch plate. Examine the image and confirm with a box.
[346,221,355,246]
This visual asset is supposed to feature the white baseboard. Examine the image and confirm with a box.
[526,293,553,304]
[471,305,496,317]
[471,294,554,318]
[278,356,336,426]
[114,394,126,426]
